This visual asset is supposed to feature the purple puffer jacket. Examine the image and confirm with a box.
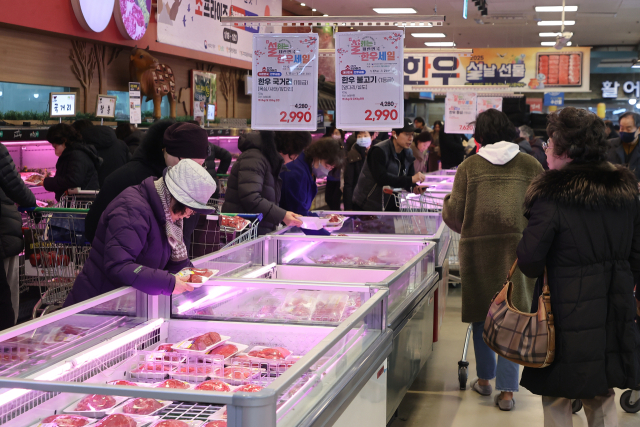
[64,177,190,306]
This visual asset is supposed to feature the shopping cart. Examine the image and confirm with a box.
[217,174,229,200]
[382,186,444,212]
[189,213,262,259]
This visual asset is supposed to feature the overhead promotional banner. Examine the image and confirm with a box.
[404,47,591,93]
[445,92,477,134]
[335,31,405,131]
[157,0,282,64]
[251,34,319,131]
[476,97,502,115]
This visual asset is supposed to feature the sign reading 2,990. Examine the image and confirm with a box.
[251,34,319,131]
[335,31,405,131]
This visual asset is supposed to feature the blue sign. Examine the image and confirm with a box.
[419,92,434,101]
[544,92,564,107]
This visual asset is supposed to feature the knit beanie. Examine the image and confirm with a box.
[163,122,209,159]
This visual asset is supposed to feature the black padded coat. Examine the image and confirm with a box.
[0,143,36,260]
[43,142,101,201]
[517,162,640,399]
[81,126,130,187]
[221,132,286,234]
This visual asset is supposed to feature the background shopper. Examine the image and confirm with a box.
[343,131,372,211]
[427,121,442,171]
[517,107,640,427]
[323,124,345,211]
[411,131,432,174]
[607,111,640,179]
[442,108,543,411]
[77,124,130,187]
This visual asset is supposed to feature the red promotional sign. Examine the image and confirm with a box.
[526,98,543,113]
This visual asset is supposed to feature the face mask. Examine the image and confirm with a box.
[619,131,637,144]
[356,136,372,148]
[312,161,332,179]
[332,134,341,140]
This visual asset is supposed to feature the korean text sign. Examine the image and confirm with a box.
[50,93,76,117]
[96,95,116,119]
[445,92,477,134]
[251,34,319,131]
[129,82,142,125]
[335,31,405,131]
[476,97,502,115]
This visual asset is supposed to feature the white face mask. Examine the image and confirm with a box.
[356,136,372,148]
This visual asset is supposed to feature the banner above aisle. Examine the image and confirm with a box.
[157,0,282,64]
[404,47,591,93]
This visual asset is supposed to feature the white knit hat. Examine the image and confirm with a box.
[165,159,216,212]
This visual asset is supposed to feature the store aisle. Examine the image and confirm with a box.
[389,286,638,427]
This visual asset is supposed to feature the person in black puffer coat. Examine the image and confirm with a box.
[343,131,372,211]
[84,121,209,246]
[0,142,36,327]
[44,124,101,202]
[75,124,130,187]
[222,131,302,234]
[115,122,143,157]
[517,107,640,426]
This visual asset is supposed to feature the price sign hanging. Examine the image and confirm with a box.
[335,31,405,131]
[251,34,319,131]
[476,96,503,115]
[129,82,142,125]
[445,92,477,134]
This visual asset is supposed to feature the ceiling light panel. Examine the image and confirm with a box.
[541,41,572,46]
[425,42,456,47]
[373,8,417,14]
[535,6,578,12]
[538,21,575,26]
[539,32,562,37]
[411,33,446,38]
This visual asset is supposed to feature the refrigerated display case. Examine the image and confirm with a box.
[0,280,389,427]
[3,141,58,204]
[189,235,438,423]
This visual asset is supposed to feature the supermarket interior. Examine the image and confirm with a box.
[1,1,640,427]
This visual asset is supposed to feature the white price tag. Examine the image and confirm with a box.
[96,95,116,118]
[444,92,477,134]
[251,34,319,130]
[335,31,405,131]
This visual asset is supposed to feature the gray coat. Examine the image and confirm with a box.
[221,132,286,234]
[0,143,36,259]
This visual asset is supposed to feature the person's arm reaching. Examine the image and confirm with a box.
[368,147,423,189]
[235,159,287,226]
[216,146,233,175]
[43,151,90,196]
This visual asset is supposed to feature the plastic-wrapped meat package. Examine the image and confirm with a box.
[274,290,319,320]
[155,379,190,389]
[108,380,138,387]
[569,54,581,84]
[558,55,569,85]
[131,362,175,373]
[174,332,221,351]
[74,395,117,411]
[39,414,94,427]
[214,366,258,380]
[236,384,263,392]
[122,398,165,415]
[253,290,291,319]
[208,343,238,358]
[93,414,138,427]
[247,347,291,360]
[340,293,363,321]
[195,379,232,391]
[203,422,227,427]
[538,55,549,80]
[311,291,349,322]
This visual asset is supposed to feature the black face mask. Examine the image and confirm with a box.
[619,131,637,144]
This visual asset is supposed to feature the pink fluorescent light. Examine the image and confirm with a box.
[177,286,236,313]
[241,263,276,279]
[282,242,319,263]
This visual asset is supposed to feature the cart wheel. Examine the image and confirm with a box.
[571,399,583,414]
[620,390,640,413]
[458,366,468,390]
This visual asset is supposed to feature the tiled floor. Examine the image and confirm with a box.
[389,286,639,427]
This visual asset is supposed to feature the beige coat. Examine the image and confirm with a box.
[443,151,543,323]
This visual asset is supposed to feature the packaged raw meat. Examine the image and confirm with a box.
[24,173,44,186]
[74,395,118,411]
[221,215,251,231]
[107,380,139,387]
[175,268,218,286]
[93,414,138,427]
[121,398,166,415]
[274,290,319,320]
[213,366,262,380]
[207,342,246,359]
[246,346,292,360]
[131,362,176,373]
[156,344,175,352]
[38,414,95,427]
[45,325,88,343]
[172,332,227,353]
[203,421,227,427]
[149,420,200,427]
[250,290,292,319]
[311,291,349,322]
[155,378,191,389]
[194,379,232,392]
[235,384,263,393]
[176,364,214,375]
[340,293,363,321]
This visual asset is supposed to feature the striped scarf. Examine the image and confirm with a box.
[154,177,188,262]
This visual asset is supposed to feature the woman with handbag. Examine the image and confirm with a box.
[517,107,640,426]
[443,109,543,411]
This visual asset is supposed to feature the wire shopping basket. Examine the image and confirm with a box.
[189,213,262,259]
[382,186,444,212]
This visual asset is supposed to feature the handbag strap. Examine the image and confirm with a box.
[509,258,554,325]
[506,259,519,280]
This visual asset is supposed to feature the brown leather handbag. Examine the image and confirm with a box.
[482,259,555,368]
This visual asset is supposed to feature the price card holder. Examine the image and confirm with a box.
[49,92,77,121]
[251,33,319,131]
[96,94,117,124]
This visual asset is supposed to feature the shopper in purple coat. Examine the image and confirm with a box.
[64,159,217,306]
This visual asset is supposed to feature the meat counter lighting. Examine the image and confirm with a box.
[281,242,320,263]
[241,263,277,279]
[177,286,238,314]
[0,318,165,406]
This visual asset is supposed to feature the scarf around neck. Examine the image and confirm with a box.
[154,177,188,262]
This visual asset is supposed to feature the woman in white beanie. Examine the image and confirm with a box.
[64,159,217,306]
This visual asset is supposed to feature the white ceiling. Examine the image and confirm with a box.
[282,0,640,49]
